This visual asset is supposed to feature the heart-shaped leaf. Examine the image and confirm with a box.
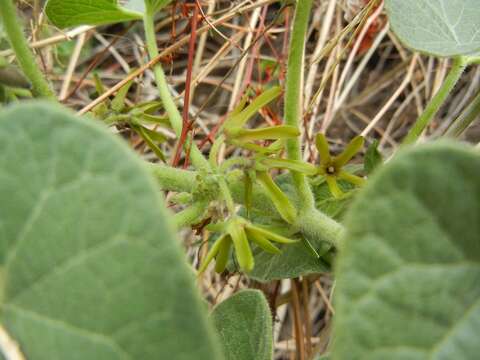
[0,102,221,360]
[211,290,273,360]
[333,142,480,359]
[385,0,480,57]
[45,0,144,28]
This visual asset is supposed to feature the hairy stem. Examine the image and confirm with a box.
[173,201,209,228]
[445,89,480,138]
[149,163,344,246]
[143,9,209,170]
[284,0,315,210]
[403,57,467,145]
[0,0,55,99]
[148,163,197,192]
[296,209,344,249]
[149,163,275,212]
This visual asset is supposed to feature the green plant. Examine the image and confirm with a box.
[0,102,222,359]
[0,0,479,359]
[46,0,348,279]
[0,0,54,98]
[45,0,146,27]
[211,290,273,360]
[333,142,480,359]
[385,0,480,144]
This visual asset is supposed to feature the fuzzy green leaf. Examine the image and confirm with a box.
[385,0,480,57]
[211,290,273,360]
[333,142,480,359]
[0,102,221,360]
[45,0,144,28]
[249,242,329,282]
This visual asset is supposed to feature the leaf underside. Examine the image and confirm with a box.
[45,0,143,28]
[385,0,480,57]
[211,290,273,360]
[0,102,221,360]
[333,142,480,359]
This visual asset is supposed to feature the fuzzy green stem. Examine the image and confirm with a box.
[143,9,209,170]
[296,209,344,249]
[445,89,480,138]
[403,57,467,145]
[149,164,274,212]
[284,0,315,209]
[0,0,55,99]
[173,201,208,228]
[148,163,197,192]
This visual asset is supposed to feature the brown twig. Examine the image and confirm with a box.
[291,279,306,360]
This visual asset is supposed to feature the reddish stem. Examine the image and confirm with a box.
[171,3,200,167]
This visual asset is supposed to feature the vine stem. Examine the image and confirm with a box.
[283,0,345,247]
[296,209,344,249]
[143,8,240,222]
[402,57,467,145]
[148,163,197,192]
[0,0,55,99]
[284,0,315,210]
[143,8,209,170]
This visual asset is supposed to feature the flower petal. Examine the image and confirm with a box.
[326,175,343,198]
[315,133,331,166]
[333,136,364,167]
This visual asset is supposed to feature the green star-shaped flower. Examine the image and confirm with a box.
[315,133,365,198]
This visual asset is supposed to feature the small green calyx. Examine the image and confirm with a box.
[222,86,298,145]
[198,217,299,275]
[315,133,365,198]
